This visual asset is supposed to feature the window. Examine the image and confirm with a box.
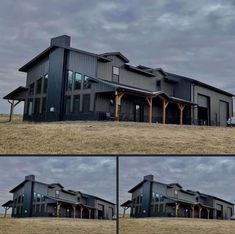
[41,195,45,202]
[155,204,159,212]
[159,204,164,212]
[29,83,35,95]
[156,80,161,90]
[74,73,82,90]
[36,78,42,94]
[18,196,21,204]
[33,192,37,202]
[83,76,91,89]
[73,95,80,113]
[42,98,47,115]
[112,66,120,83]
[22,194,24,203]
[66,70,73,91]
[140,194,143,203]
[155,194,159,202]
[55,190,60,198]
[65,96,71,114]
[136,196,140,204]
[28,99,33,115]
[37,193,41,202]
[82,94,90,113]
[43,74,48,93]
[34,98,41,114]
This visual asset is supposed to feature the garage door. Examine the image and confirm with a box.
[219,101,228,127]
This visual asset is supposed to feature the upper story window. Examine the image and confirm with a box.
[36,78,42,94]
[112,66,119,83]
[74,73,82,90]
[29,83,34,95]
[156,80,161,91]
[43,74,48,93]
[66,70,73,91]
[83,76,91,89]
[37,193,41,202]
[55,190,60,198]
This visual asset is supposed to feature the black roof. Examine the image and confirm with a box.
[3,86,28,100]
[2,200,13,207]
[121,200,133,207]
[99,52,129,63]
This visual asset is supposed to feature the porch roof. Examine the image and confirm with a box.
[45,195,96,209]
[3,86,28,101]
[89,77,196,105]
[2,200,13,207]
[121,200,133,208]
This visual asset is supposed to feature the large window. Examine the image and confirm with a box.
[65,96,71,114]
[74,73,82,90]
[73,95,80,113]
[66,70,73,91]
[83,76,91,89]
[34,98,41,114]
[83,95,90,113]
[112,66,120,83]
[37,193,41,202]
[29,83,35,95]
[28,99,33,115]
[36,78,42,94]
[43,74,48,93]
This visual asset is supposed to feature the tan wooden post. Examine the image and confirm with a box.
[145,96,153,123]
[4,208,7,218]
[176,202,180,217]
[177,103,185,125]
[88,209,91,219]
[57,202,61,217]
[73,206,76,219]
[115,92,124,121]
[199,207,202,219]
[80,206,83,219]
[207,208,210,219]
[191,205,195,218]
[162,99,169,124]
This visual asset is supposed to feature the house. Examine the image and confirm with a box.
[2,175,115,219]
[3,35,234,126]
[121,175,234,220]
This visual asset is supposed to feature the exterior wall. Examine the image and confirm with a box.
[191,84,233,126]
[213,199,234,220]
[94,199,115,220]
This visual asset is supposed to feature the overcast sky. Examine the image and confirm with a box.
[119,156,235,213]
[1,0,235,113]
[0,156,116,214]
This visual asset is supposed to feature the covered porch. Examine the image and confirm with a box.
[2,200,13,218]
[91,78,196,125]
[3,86,28,122]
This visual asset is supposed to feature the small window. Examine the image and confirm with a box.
[43,74,48,93]
[41,195,45,202]
[37,193,41,202]
[73,95,80,113]
[28,99,33,116]
[55,190,60,198]
[66,70,73,91]
[74,73,82,90]
[113,67,119,75]
[156,80,161,90]
[82,94,90,113]
[33,192,37,202]
[36,78,42,94]
[83,76,91,89]
[29,83,35,95]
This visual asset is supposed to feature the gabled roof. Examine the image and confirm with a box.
[3,86,28,100]
[99,52,129,63]
[168,183,183,189]
[124,64,155,77]
[48,183,64,189]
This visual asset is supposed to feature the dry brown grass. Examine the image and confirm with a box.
[0,114,235,154]
[120,217,235,234]
[0,217,115,234]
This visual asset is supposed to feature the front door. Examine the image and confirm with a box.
[134,104,144,122]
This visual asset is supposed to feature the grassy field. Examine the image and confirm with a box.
[120,217,235,234]
[1,114,235,154]
[0,217,115,234]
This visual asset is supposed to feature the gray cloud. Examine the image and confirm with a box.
[1,0,235,113]
[0,156,116,214]
[119,157,235,213]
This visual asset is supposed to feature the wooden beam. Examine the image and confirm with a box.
[177,103,185,125]
[145,96,153,123]
[207,208,210,219]
[191,205,195,218]
[7,100,21,122]
[88,209,91,219]
[199,207,202,219]
[80,206,83,219]
[73,206,76,219]
[115,92,124,121]
[162,99,169,124]
[57,202,61,217]
[176,202,180,217]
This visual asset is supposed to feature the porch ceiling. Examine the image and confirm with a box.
[3,86,28,101]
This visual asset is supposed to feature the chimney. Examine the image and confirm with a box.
[50,35,71,47]
[25,175,35,181]
[144,175,154,181]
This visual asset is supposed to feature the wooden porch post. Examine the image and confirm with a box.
[88,209,92,219]
[73,205,76,219]
[4,208,7,218]
[80,206,83,219]
[115,92,124,121]
[177,103,185,125]
[207,208,210,219]
[57,202,61,217]
[176,202,180,217]
[191,205,195,218]
[7,100,21,122]
[199,207,202,219]
[145,96,153,123]
[162,99,169,124]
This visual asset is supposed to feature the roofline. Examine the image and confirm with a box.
[166,72,234,97]
[99,52,129,63]
[3,86,28,100]
[125,64,156,77]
